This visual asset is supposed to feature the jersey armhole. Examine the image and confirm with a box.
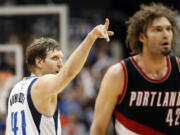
[117,61,128,104]
[27,78,41,134]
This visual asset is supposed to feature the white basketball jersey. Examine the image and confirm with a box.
[6,76,61,135]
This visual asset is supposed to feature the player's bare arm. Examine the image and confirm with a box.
[90,63,125,135]
[31,19,114,115]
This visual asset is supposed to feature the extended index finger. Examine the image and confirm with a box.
[104,18,109,30]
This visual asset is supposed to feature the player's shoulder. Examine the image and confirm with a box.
[169,55,180,65]
[174,55,180,61]
[109,62,123,71]
[12,79,25,89]
[34,74,55,85]
[31,74,56,93]
[106,62,125,79]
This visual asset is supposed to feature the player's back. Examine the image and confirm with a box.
[6,76,61,135]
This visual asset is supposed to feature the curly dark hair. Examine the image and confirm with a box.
[126,2,178,55]
[25,37,61,73]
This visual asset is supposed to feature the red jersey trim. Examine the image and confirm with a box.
[117,61,128,104]
[130,56,171,83]
[175,57,180,71]
[115,111,165,135]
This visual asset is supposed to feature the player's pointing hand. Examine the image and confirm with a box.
[90,18,114,42]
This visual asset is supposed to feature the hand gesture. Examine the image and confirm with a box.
[90,18,114,42]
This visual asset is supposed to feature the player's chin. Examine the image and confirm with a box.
[161,49,171,56]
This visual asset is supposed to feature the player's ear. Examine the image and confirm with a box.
[35,57,43,69]
[139,33,145,43]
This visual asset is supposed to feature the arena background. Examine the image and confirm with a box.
[0,0,180,135]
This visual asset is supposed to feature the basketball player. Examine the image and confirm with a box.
[90,3,180,135]
[5,19,113,135]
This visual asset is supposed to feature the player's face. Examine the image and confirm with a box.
[41,49,63,75]
[141,16,173,56]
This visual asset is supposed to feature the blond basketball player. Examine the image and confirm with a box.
[6,19,113,135]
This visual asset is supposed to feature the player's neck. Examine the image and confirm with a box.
[141,52,166,66]
[31,71,42,77]
[136,54,168,79]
